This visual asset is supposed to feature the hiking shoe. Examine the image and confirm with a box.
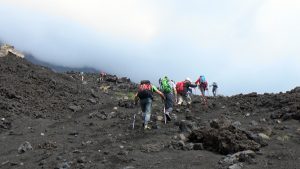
[144,124,151,130]
[165,112,171,121]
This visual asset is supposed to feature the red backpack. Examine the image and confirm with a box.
[139,83,152,92]
[176,81,185,93]
[138,80,153,99]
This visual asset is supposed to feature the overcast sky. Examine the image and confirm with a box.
[0,0,299,95]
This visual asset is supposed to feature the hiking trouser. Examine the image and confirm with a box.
[177,94,192,105]
[164,92,174,114]
[140,98,153,125]
[199,86,206,96]
[212,87,217,96]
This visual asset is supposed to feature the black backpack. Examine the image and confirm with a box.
[137,80,153,99]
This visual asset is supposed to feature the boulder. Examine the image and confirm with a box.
[188,126,261,155]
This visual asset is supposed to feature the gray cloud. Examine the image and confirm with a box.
[1,1,299,95]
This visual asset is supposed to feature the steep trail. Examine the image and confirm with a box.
[0,55,299,169]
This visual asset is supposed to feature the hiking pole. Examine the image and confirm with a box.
[132,113,136,129]
[163,106,167,124]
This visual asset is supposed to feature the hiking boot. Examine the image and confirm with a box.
[165,112,171,121]
[144,124,151,130]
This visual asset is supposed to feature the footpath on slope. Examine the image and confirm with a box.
[0,54,300,169]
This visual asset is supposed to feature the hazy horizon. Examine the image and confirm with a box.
[0,0,299,95]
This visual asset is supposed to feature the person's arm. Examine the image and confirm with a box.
[152,85,166,100]
[195,78,200,85]
[189,82,198,88]
[134,92,139,105]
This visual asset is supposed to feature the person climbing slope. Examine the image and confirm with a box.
[210,82,218,96]
[176,77,197,107]
[160,76,177,121]
[195,75,208,104]
[134,80,165,130]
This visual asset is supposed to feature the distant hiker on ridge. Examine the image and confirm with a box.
[80,72,84,81]
[160,76,177,121]
[134,80,165,130]
[210,82,218,97]
[176,77,197,107]
[195,75,208,104]
[99,71,107,82]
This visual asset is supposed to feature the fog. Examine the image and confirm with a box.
[0,0,300,95]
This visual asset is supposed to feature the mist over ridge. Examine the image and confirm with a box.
[1,0,300,95]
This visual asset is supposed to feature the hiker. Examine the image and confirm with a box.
[187,87,193,97]
[99,71,106,82]
[176,77,197,107]
[160,76,177,121]
[195,75,208,104]
[80,72,84,81]
[134,80,165,130]
[210,82,218,96]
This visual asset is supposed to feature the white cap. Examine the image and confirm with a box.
[185,77,191,82]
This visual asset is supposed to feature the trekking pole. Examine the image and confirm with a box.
[132,107,139,130]
[163,106,167,124]
[132,113,136,129]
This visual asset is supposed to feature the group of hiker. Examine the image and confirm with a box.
[80,71,219,130]
[134,76,218,130]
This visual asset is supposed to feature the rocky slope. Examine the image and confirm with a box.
[0,54,299,169]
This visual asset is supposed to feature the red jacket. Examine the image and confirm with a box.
[195,78,208,89]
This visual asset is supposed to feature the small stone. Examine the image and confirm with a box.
[1,161,9,166]
[232,121,242,127]
[41,133,45,136]
[157,116,164,121]
[108,112,117,119]
[77,156,87,163]
[258,133,270,140]
[68,105,82,112]
[1,118,5,121]
[260,118,266,122]
[246,113,250,117]
[228,163,243,169]
[88,98,97,104]
[113,107,118,110]
[120,145,124,149]
[250,120,258,126]
[118,150,129,156]
[18,141,33,154]
[69,131,79,136]
[56,156,63,160]
[184,143,194,151]
[73,150,82,154]
[276,135,290,142]
[178,140,185,147]
[179,134,186,141]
